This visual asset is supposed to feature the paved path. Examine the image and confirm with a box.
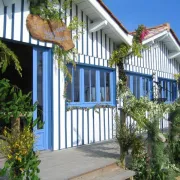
[0,140,120,180]
[39,140,120,180]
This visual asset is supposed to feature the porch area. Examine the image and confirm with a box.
[39,140,120,179]
[0,140,135,180]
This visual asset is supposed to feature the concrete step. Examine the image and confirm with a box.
[69,163,135,180]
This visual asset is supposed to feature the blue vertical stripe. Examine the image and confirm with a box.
[11,4,15,40]
[3,6,7,38]
[96,31,98,58]
[20,0,24,41]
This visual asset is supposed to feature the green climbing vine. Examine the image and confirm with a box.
[29,0,85,80]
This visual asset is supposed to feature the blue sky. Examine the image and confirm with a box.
[103,0,180,39]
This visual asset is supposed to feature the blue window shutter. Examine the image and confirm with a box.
[96,70,100,103]
[80,68,84,103]
[140,77,143,97]
[149,79,153,100]
[161,81,164,98]
[129,75,134,93]
[72,67,74,102]
[167,81,170,102]
[172,82,177,101]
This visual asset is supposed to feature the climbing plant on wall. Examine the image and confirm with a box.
[28,0,85,80]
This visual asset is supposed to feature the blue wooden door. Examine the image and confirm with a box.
[33,47,52,151]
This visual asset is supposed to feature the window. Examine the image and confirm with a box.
[158,78,177,102]
[67,65,115,107]
[126,72,153,99]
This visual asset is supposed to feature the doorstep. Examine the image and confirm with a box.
[69,163,135,180]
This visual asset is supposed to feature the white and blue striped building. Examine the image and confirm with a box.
[0,0,179,151]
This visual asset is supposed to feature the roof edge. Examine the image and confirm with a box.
[97,0,129,34]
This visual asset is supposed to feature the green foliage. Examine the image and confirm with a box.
[29,0,85,81]
[0,79,40,179]
[0,79,35,124]
[0,126,40,180]
[0,40,22,76]
[168,101,180,165]
[109,43,130,67]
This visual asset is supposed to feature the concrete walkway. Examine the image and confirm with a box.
[39,140,120,180]
[0,140,120,180]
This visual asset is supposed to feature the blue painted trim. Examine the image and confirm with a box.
[96,31,98,58]
[3,6,7,38]
[167,81,170,102]
[33,48,52,150]
[129,75,133,92]
[96,70,100,102]
[76,63,115,71]
[126,71,152,78]
[158,78,177,102]
[20,0,24,41]
[11,4,15,40]
[140,77,143,97]
[105,34,107,60]
[50,49,54,150]
[101,30,102,58]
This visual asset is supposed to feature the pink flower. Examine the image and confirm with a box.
[139,28,149,43]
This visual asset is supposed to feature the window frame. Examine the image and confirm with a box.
[158,78,177,103]
[66,64,116,107]
[126,71,153,100]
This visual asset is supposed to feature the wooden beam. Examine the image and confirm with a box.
[168,52,180,59]
[89,20,108,33]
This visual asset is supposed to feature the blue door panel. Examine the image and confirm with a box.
[33,47,52,151]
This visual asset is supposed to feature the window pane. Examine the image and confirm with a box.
[133,76,137,97]
[106,72,111,101]
[137,76,140,98]
[84,69,90,102]
[91,70,96,102]
[67,66,72,101]
[100,71,105,101]
[74,67,80,102]
[127,75,130,88]
[37,51,43,129]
